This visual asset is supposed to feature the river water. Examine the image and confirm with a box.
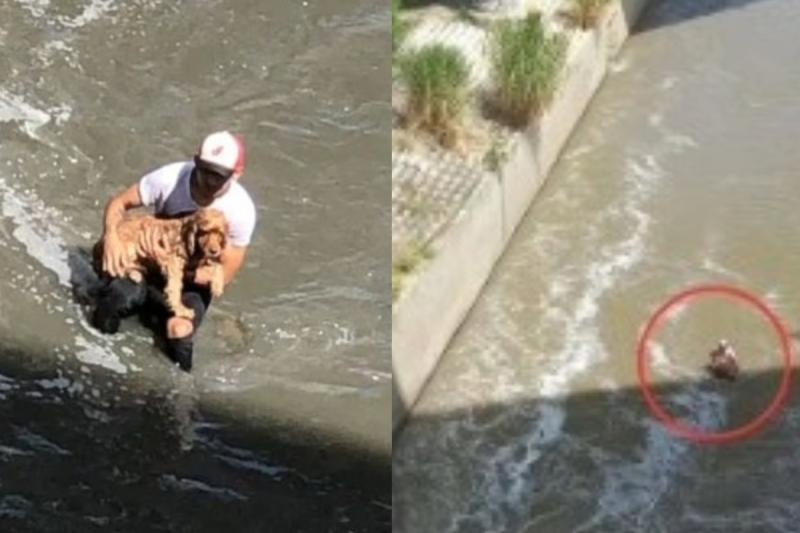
[394,0,800,531]
[0,0,390,531]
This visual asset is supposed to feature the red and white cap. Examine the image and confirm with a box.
[197,131,246,175]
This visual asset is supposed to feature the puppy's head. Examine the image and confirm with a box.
[193,208,228,260]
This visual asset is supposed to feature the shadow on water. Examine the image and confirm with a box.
[394,364,800,532]
[0,340,390,532]
[635,0,773,33]
[399,0,773,33]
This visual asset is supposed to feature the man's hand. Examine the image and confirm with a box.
[101,183,144,277]
[102,231,130,277]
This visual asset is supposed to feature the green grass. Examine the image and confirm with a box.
[397,45,470,146]
[393,0,407,52]
[392,241,433,303]
[490,13,566,129]
[483,137,509,173]
[567,0,613,30]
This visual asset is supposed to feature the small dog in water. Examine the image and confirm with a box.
[92,208,228,320]
[707,339,739,381]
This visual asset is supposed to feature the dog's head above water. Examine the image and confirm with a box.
[184,208,228,259]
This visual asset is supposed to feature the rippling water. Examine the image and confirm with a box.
[0,0,389,530]
[394,0,800,531]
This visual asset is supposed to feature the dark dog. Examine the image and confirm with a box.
[91,277,149,334]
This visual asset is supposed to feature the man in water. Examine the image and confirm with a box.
[708,339,739,381]
[93,131,257,371]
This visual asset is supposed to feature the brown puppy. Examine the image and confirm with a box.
[707,339,739,381]
[189,208,228,298]
[93,208,228,319]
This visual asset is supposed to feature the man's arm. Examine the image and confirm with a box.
[102,183,144,276]
[220,245,247,286]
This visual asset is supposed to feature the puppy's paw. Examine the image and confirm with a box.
[175,306,196,320]
[210,278,224,298]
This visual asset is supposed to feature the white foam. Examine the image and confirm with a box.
[560,136,718,524]
[665,300,690,321]
[47,102,73,128]
[576,421,691,532]
[83,406,111,422]
[74,334,127,374]
[649,113,663,127]
[432,327,568,532]
[464,136,703,530]
[666,133,699,149]
[564,144,596,160]
[650,341,670,369]
[15,0,50,19]
[495,404,563,506]
[332,322,355,346]
[578,389,726,531]
[0,89,52,139]
[421,149,663,528]
[44,40,71,54]
[0,373,18,393]
[650,339,703,382]
[17,0,117,29]
[660,76,678,90]
[0,446,33,457]
[0,158,138,376]
[159,474,248,502]
[32,39,79,71]
[0,180,71,286]
[439,402,566,533]
[609,57,631,73]
[701,257,737,279]
[0,495,31,520]
[645,106,700,153]
[539,199,652,399]
[57,0,117,29]
[13,426,71,455]
[216,455,290,478]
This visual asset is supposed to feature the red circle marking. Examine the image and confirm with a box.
[636,284,794,445]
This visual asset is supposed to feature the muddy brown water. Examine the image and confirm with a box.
[394,0,800,531]
[0,1,389,531]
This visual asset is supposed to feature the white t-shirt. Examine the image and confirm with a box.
[138,161,257,247]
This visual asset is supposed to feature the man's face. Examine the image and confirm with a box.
[193,157,234,199]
